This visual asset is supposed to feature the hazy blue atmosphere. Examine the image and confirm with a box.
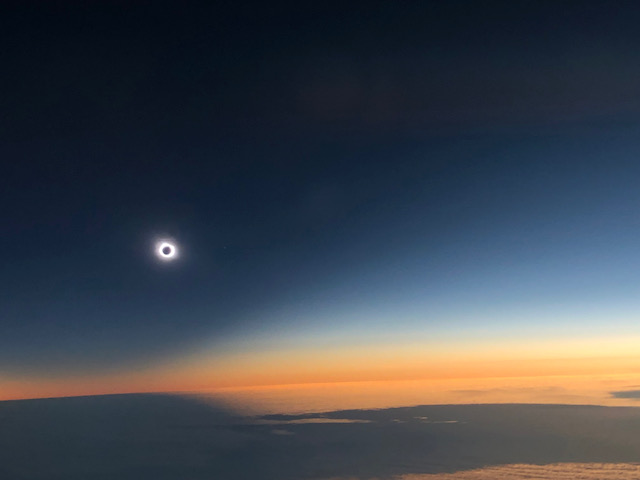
[4,1,640,479]
[3,1,640,379]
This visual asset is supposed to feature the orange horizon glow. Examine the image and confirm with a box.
[3,334,640,404]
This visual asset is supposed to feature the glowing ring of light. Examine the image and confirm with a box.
[156,241,178,261]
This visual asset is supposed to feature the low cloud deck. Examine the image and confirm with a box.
[2,394,640,479]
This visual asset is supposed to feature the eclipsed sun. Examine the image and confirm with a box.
[155,240,178,261]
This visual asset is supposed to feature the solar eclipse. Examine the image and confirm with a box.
[155,240,178,261]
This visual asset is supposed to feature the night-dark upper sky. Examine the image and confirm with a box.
[3,1,640,380]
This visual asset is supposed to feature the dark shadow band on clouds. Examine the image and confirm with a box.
[3,395,640,480]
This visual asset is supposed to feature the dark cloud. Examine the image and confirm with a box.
[610,390,640,399]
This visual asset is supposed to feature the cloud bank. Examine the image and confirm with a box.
[400,463,640,479]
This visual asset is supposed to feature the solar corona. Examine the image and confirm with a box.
[155,240,178,261]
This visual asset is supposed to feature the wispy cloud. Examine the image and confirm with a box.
[271,429,295,436]
[413,416,458,424]
[254,417,372,425]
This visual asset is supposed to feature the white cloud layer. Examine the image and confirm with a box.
[399,463,640,479]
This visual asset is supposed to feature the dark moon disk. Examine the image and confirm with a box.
[155,240,178,261]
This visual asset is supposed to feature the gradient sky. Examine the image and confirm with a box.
[3,1,640,400]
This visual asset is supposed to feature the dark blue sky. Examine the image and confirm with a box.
[3,1,640,379]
